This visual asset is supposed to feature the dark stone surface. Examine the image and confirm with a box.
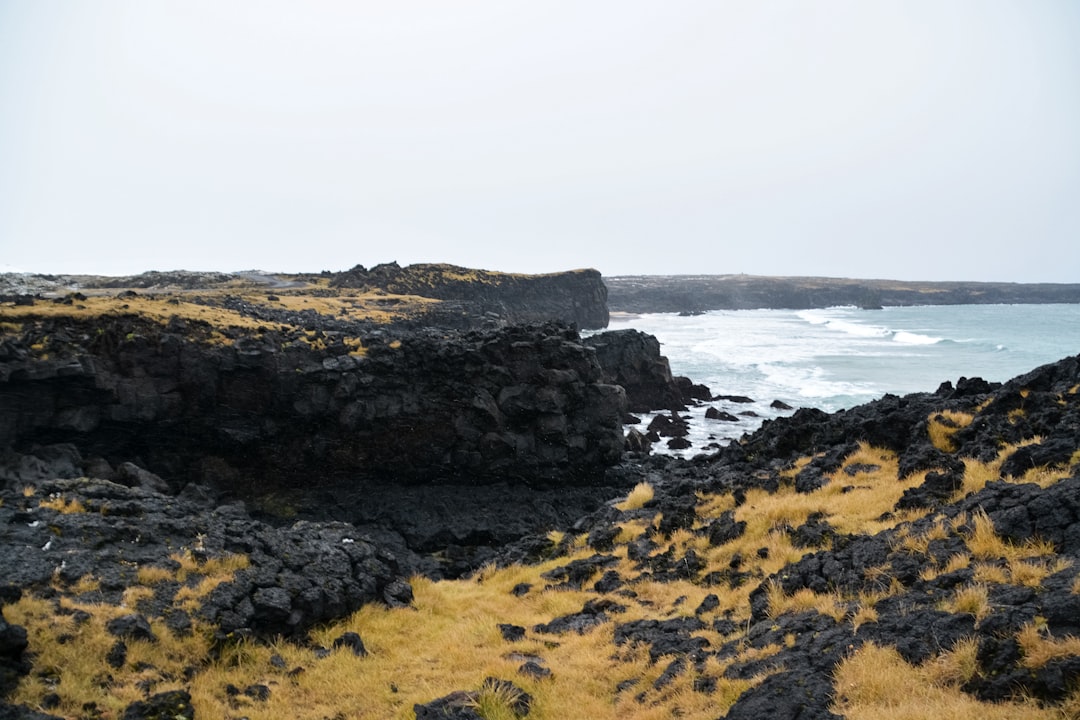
[1,320,627,490]
[583,330,684,412]
[0,478,408,639]
[120,690,194,720]
[331,262,609,330]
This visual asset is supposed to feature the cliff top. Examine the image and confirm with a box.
[1,263,610,332]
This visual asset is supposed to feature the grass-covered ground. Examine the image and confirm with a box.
[6,428,1080,719]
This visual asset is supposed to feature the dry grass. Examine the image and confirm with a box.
[893,517,951,556]
[9,440,1077,719]
[7,594,212,719]
[943,584,990,621]
[765,582,848,622]
[171,549,251,582]
[964,509,1056,561]
[1,287,440,339]
[1016,623,1080,669]
[38,494,88,514]
[972,562,1010,585]
[919,553,971,582]
[136,564,177,585]
[616,482,655,511]
[927,411,974,452]
[832,642,1064,720]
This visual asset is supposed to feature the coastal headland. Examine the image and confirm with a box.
[2,265,1080,719]
[606,274,1080,313]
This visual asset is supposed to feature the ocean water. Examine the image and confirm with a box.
[605,304,1080,453]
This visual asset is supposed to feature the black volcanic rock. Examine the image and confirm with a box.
[330,262,610,329]
[0,603,29,698]
[0,320,626,492]
[0,478,409,639]
[583,329,684,412]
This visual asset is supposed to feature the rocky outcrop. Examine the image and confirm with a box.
[582,330,684,413]
[0,319,625,493]
[330,262,610,329]
[0,478,409,639]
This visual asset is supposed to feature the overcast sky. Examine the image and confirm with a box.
[1,2,1078,281]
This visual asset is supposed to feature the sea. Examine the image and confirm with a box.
[603,304,1080,455]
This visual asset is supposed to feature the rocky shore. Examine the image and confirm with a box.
[2,268,1080,719]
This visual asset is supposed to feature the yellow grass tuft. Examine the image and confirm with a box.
[972,562,1009,585]
[616,482,654,511]
[1008,559,1051,589]
[70,574,102,594]
[944,584,990,621]
[1016,623,1080,669]
[38,494,87,514]
[136,564,177,585]
[927,411,974,452]
[121,585,155,609]
[964,509,1056,561]
[922,636,980,687]
[765,582,849,622]
[894,517,950,556]
[919,553,971,582]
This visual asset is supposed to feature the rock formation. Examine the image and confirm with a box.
[582,329,684,413]
[0,319,625,493]
[330,262,610,329]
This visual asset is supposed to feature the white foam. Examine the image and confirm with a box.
[796,309,830,325]
[825,319,890,338]
[892,331,942,345]
[760,363,874,400]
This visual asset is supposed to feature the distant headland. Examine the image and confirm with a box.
[606,274,1080,313]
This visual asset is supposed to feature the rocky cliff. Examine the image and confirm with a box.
[0,318,625,494]
[330,262,610,329]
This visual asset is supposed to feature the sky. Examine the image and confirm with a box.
[1,2,1078,282]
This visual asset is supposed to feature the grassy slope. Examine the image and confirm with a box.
[6,429,1080,719]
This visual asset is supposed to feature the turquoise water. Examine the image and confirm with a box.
[606,304,1080,451]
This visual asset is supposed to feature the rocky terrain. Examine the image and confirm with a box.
[2,267,1080,719]
[0,263,609,331]
[330,262,610,330]
[606,274,1080,313]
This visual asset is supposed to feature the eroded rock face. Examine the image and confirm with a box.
[583,330,684,413]
[0,320,626,493]
[330,262,610,330]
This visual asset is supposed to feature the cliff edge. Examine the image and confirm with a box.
[330,262,610,329]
